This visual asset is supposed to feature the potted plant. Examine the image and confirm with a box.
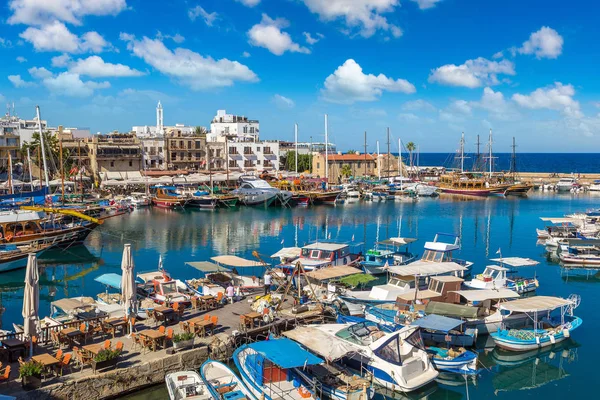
[91,349,120,373]
[172,332,195,350]
[19,360,44,390]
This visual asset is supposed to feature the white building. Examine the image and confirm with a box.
[141,138,166,170]
[227,140,279,172]
[132,101,200,138]
[209,109,259,143]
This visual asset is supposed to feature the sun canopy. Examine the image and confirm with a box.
[283,327,357,361]
[211,255,263,267]
[305,266,363,281]
[52,297,96,312]
[388,261,467,277]
[246,338,323,368]
[499,296,574,313]
[425,301,479,319]
[185,261,231,273]
[270,247,302,259]
[378,237,417,246]
[489,257,540,267]
[540,217,577,224]
[412,314,464,332]
[452,289,520,302]
[94,273,123,289]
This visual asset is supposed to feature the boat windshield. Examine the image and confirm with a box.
[162,281,178,294]
[422,250,450,263]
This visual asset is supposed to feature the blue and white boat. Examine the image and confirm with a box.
[165,370,215,400]
[426,346,478,375]
[360,237,418,275]
[491,295,582,351]
[201,360,255,400]
[234,338,323,400]
[418,233,473,274]
[282,322,439,393]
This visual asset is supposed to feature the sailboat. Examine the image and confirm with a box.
[504,137,534,196]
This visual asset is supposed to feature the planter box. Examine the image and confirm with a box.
[22,375,42,390]
[173,339,194,351]
[91,358,118,373]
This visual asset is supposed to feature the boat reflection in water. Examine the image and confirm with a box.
[490,339,579,394]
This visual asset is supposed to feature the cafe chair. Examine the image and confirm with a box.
[0,365,11,386]
[158,326,166,334]
[50,331,61,348]
[203,314,210,321]
[130,333,141,351]
[129,317,137,333]
[103,340,111,350]
[191,297,199,310]
[54,349,64,361]
[179,321,189,334]
[115,341,124,353]
[216,292,224,306]
[210,316,219,335]
[56,353,72,376]
[24,336,38,355]
[165,328,174,347]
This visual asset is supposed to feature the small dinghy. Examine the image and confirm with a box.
[165,370,215,400]
[426,346,479,375]
[201,360,255,400]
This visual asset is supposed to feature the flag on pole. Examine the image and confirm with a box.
[351,234,355,242]
[496,248,501,254]
[328,232,331,240]
[383,261,389,270]
[158,254,163,271]
[281,239,284,245]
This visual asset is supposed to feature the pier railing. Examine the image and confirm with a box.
[0,315,108,345]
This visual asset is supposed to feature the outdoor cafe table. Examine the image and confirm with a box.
[82,343,105,356]
[153,306,177,325]
[32,353,60,378]
[199,295,217,310]
[188,318,214,337]
[139,329,165,352]
[60,327,84,346]
[240,312,262,330]
[1,338,26,362]
[105,318,128,337]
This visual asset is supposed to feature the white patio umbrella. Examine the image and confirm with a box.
[22,253,40,357]
[120,244,138,334]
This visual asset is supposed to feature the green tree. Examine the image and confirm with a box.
[284,151,311,173]
[194,126,207,135]
[346,149,357,154]
[21,131,74,178]
[406,142,416,170]
[341,164,352,178]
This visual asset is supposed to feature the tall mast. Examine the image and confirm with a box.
[363,131,367,176]
[36,106,50,188]
[510,136,517,177]
[398,138,401,176]
[324,114,329,190]
[225,140,230,185]
[59,136,64,203]
[386,127,390,179]
[376,140,380,180]
[475,134,481,171]
[7,152,13,195]
[460,132,465,173]
[488,128,493,177]
[294,123,298,175]
[26,148,33,191]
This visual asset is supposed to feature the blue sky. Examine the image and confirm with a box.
[1,0,599,152]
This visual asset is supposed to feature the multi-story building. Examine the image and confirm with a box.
[132,102,200,138]
[209,110,259,143]
[227,140,279,172]
[87,133,143,179]
[141,138,165,170]
[312,153,378,183]
[279,141,336,156]
[164,128,225,171]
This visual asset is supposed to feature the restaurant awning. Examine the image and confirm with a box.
[211,255,264,267]
[499,296,574,313]
[246,338,323,368]
[283,327,357,361]
[94,273,123,289]
[270,247,302,259]
[412,314,464,332]
[185,261,231,273]
[305,266,363,281]
[387,261,467,277]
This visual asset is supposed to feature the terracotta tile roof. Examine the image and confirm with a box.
[325,154,376,161]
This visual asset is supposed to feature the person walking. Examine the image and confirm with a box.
[263,271,272,295]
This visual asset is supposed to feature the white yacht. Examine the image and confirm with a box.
[555,177,578,192]
[232,175,292,207]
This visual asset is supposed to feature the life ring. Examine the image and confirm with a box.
[297,387,311,398]
[5,233,13,241]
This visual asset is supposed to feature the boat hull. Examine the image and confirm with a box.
[187,197,218,209]
[490,317,582,351]
[152,198,185,208]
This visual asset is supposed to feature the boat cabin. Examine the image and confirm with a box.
[361,237,417,273]
[420,233,471,268]
[137,270,190,305]
[396,275,464,305]
[465,265,508,289]
[294,242,358,271]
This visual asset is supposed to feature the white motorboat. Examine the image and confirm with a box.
[464,265,539,294]
[165,370,215,400]
[232,175,292,207]
[555,177,578,192]
[201,360,254,400]
[589,180,600,192]
[282,323,439,393]
[126,192,151,207]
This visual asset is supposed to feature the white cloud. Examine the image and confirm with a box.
[8,74,36,88]
[303,32,323,45]
[512,82,582,118]
[492,51,503,59]
[402,99,436,112]
[20,21,111,53]
[322,59,415,104]
[43,72,110,97]
[8,0,127,26]
[236,0,261,7]
[0,38,13,47]
[16,56,27,63]
[242,51,251,58]
[122,34,258,90]
[52,54,71,67]
[410,0,442,10]
[398,113,420,122]
[248,14,310,56]
[428,57,515,88]
[518,26,563,59]
[28,66,52,79]
[188,6,217,26]
[478,87,507,112]
[449,100,472,115]
[69,56,144,77]
[301,0,402,38]
[171,34,185,44]
[273,94,295,109]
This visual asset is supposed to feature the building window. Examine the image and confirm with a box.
[110,161,114,167]
[179,140,184,148]
[244,146,251,155]
[229,160,236,167]
[229,146,237,155]
[224,127,230,134]
[129,161,133,167]
[144,147,148,152]
[249,127,255,134]
[256,147,261,152]
[159,160,163,165]
[243,126,248,133]
[317,162,320,169]
[358,162,361,168]
[159,147,163,152]
[195,141,201,149]
[171,152,177,160]
[264,147,271,154]
[187,141,192,149]
[196,152,201,159]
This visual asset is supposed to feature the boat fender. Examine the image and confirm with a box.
[549,334,556,344]
[536,336,540,345]
[297,387,311,398]
[563,329,570,338]
[5,233,12,241]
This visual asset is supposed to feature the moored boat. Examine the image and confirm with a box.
[166,370,215,400]
[201,360,254,400]
[152,187,186,208]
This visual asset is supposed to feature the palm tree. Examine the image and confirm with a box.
[406,142,416,170]
[346,149,357,154]
[341,164,352,179]
[194,126,207,136]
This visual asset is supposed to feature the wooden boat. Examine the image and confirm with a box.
[137,270,192,306]
[360,237,418,275]
[166,370,215,400]
[491,295,582,351]
[464,265,539,294]
[291,193,310,206]
[438,173,510,196]
[0,241,53,273]
[426,346,479,375]
[311,190,342,205]
[152,187,186,208]
[216,195,239,208]
[559,244,600,265]
[505,183,533,196]
[201,360,254,400]
[187,191,218,209]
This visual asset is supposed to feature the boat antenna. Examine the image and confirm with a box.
[294,123,298,176]
[386,127,390,180]
[376,140,380,180]
[36,105,50,188]
[510,136,517,177]
[324,114,328,190]
[363,131,367,177]
[26,147,34,191]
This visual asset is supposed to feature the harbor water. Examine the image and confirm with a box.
[2,192,600,398]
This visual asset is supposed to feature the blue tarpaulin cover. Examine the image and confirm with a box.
[247,338,323,368]
[94,273,123,289]
[412,314,464,332]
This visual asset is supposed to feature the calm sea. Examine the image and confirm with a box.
[2,193,600,399]
[405,153,600,173]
